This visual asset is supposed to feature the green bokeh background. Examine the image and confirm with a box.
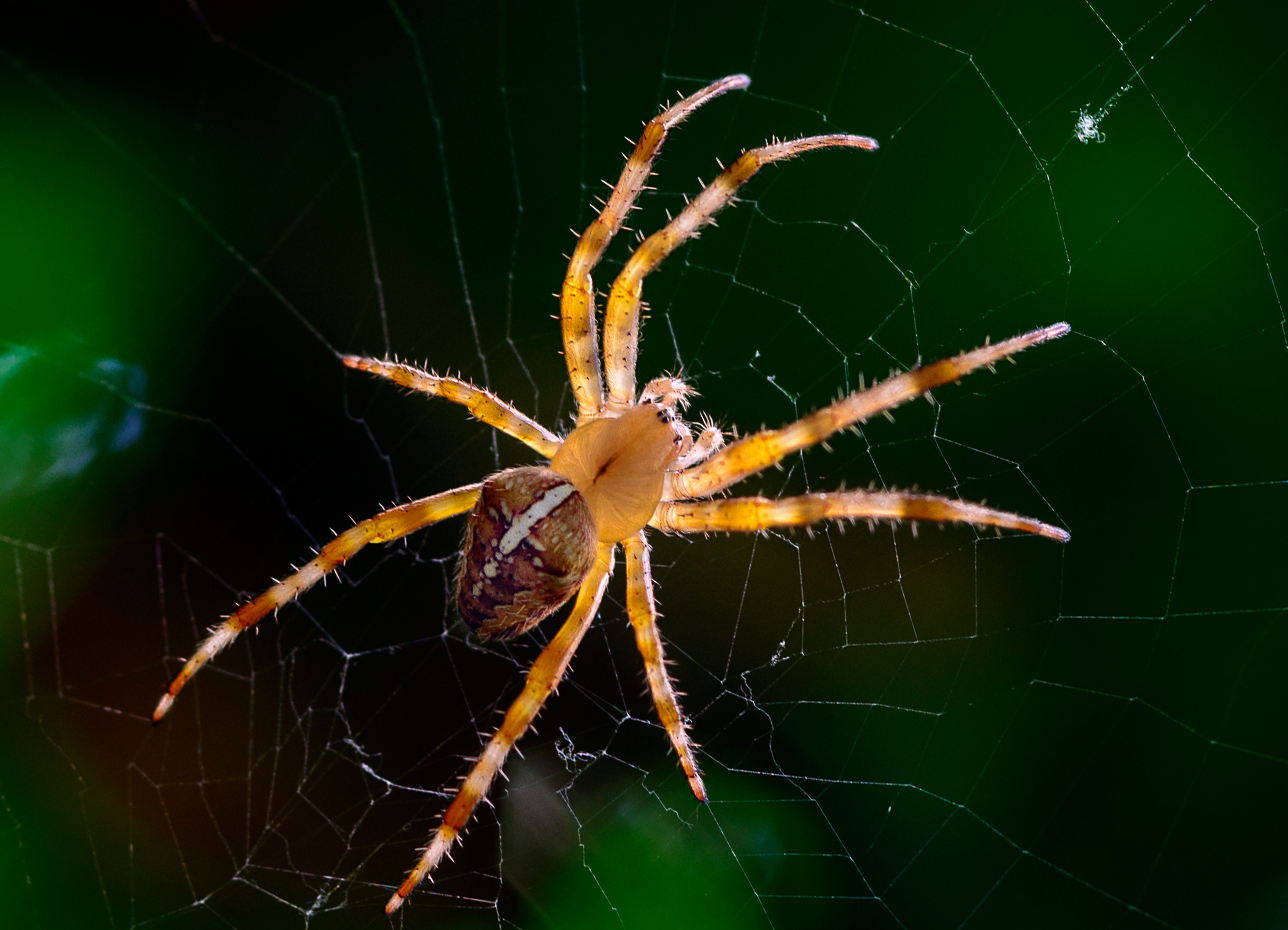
[1,2,1285,928]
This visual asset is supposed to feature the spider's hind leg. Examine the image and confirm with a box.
[385,542,617,914]
[152,484,483,723]
[624,532,706,801]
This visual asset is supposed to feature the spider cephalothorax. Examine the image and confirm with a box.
[458,385,696,635]
[151,74,1070,914]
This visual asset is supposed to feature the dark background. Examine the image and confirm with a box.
[1,2,1285,928]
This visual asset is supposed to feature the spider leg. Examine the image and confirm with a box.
[385,541,616,915]
[624,532,706,801]
[343,356,561,457]
[152,484,483,723]
[652,490,1069,541]
[667,323,1070,500]
[562,74,750,423]
[603,134,879,411]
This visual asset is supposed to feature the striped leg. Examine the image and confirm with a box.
[603,134,879,410]
[562,74,751,423]
[668,323,1071,501]
[152,484,483,723]
[385,541,616,914]
[624,532,706,801]
[343,356,561,458]
[651,490,1069,541]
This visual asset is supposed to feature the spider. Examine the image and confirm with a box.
[151,73,1071,914]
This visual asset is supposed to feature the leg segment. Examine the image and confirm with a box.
[603,134,880,410]
[385,541,616,914]
[562,74,751,423]
[668,323,1070,500]
[343,356,561,458]
[652,491,1069,542]
[152,484,483,723]
[623,532,706,801]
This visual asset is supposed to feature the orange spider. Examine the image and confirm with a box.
[151,73,1070,913]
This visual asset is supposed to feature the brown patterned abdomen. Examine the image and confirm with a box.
[455,467,598,639]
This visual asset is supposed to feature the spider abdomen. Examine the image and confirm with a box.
[455,467,598,639]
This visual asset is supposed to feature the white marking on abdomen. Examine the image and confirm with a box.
[498,484,576,555]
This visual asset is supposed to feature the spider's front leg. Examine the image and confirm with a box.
[385,542,616,914]
[668,323,1070,500]
[602,133,878,410]
[561,74,751,422]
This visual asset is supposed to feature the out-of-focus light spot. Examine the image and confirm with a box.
[0,346,148,499]
[38,417,101,487]
[0,346,36,389]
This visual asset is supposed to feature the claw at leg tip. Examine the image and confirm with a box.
[152,693,174,724]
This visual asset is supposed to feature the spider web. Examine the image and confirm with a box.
[3,1,1287,927]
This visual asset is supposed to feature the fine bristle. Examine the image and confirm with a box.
[1037,321,1071,342]
[1039,524,1072,543]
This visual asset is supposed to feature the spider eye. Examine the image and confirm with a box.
[455,467,598,639]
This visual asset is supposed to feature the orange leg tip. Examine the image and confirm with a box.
[1041,524,1072,543]
[384,891,406,915]
[152,693,175,724]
